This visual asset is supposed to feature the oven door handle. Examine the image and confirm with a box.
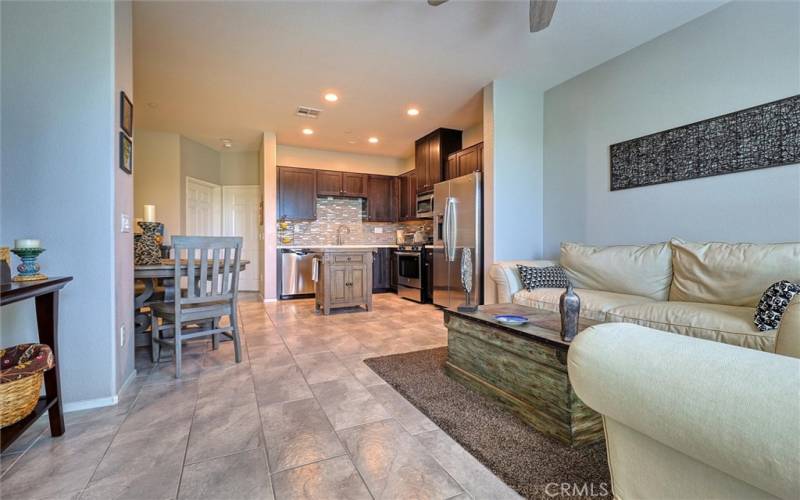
[395,251,422,257]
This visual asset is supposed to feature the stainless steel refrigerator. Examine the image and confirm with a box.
[432,172,482,309]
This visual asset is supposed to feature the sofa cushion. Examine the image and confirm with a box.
[513,288,655,321]
[560,242,672,301]
[669,239,800,307]
[776,295,800,359]
[606,302,776,352]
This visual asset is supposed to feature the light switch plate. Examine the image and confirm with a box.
[121,213,131,233]
[374,227,383,234]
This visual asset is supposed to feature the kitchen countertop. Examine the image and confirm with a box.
[278,244,399,250]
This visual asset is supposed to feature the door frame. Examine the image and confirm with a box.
[185,176,222,236]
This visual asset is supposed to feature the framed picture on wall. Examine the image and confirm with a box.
[120,91,133,137]
[119,132,133,174]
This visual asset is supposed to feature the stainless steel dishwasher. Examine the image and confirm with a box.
[280,249,316,299]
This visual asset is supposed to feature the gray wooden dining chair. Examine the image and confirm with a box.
[149,236,243,378]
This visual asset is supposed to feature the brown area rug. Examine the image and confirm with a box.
[364,348,610,500]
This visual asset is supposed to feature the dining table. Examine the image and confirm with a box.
[134,259,249,346]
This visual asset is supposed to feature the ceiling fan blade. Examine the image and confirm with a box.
[530,0,557,32]
[428,0,449,5]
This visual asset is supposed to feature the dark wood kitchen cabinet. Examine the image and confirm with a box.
[446,142,483,180]
[316,170,343,196]
[372,248,393,292]
[398,170,417,220]
[415,128,462,194]
[278,166,316,221]
[342,173,368,197]
[367,175,396,222]
[316,171,368,197]
[389,249,398,290]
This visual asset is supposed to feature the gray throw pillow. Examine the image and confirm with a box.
[517,265,571,291]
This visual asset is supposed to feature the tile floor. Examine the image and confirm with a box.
[1,293,520,500]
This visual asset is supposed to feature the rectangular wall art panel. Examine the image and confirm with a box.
[610,95,800,190]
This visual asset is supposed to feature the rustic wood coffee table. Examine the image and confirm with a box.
[444,304,604,447]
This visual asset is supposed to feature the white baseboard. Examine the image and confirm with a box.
[63,395,118,413]
[62,369,137,413]
[263,298,277,303]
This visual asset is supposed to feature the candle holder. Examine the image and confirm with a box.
[11,247,47,282]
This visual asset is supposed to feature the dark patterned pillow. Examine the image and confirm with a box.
[754,280,800,331]
[517,265,571,291]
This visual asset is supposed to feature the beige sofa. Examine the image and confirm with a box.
[568,323,800,499]
[489,239,800,357]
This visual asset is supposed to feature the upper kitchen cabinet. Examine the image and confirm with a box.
[446,142,483,180]
[316,171,368,197]
[366,175,396,222]
[415,128,462,193]
[316,170,343,196]
[278,166,317,221]
[342,173,368,197]
[398,170,417,220]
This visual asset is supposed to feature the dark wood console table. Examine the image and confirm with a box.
[0,276,72,452]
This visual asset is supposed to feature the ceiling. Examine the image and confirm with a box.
[133,0,725,157]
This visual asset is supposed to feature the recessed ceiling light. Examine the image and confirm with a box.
[302,128,314,135]
[221,139,232,148]
[324,93,338,102]
[368,137,379,144]
[407,108,420,116]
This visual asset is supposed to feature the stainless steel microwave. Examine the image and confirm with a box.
[416,193,434,219]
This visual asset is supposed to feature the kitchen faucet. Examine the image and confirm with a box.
[336,224,350,245]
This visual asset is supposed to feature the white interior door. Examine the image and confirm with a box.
[223,185,260,291]
[186,177,221,237]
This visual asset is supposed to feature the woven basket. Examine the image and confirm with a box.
[0,343,54,428]
[0,372,44,428]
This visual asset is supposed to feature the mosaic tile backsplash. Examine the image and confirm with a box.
[284,197,429,246]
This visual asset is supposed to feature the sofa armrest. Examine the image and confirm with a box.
[568,323,800,500]
[488,260,558,303]
[775,294,800,358]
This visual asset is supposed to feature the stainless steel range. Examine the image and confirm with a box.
[396,243,429,303]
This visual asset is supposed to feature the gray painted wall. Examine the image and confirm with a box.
[115,1,135,391]
[1,1,122,405]
[491,79,544,261]
[220,151,259,185]
[180,136,221,233]
[542,1,800,258]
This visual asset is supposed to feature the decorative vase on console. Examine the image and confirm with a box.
[559,283,581,342]
[134,222,163,265]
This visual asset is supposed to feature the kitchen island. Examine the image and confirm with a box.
[312,247,374,315]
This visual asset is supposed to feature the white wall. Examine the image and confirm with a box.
[277,145,406,176]
[1,1,124,406]
[133,130,181,241]
[542,1,800,258]
[114,0,135,392]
